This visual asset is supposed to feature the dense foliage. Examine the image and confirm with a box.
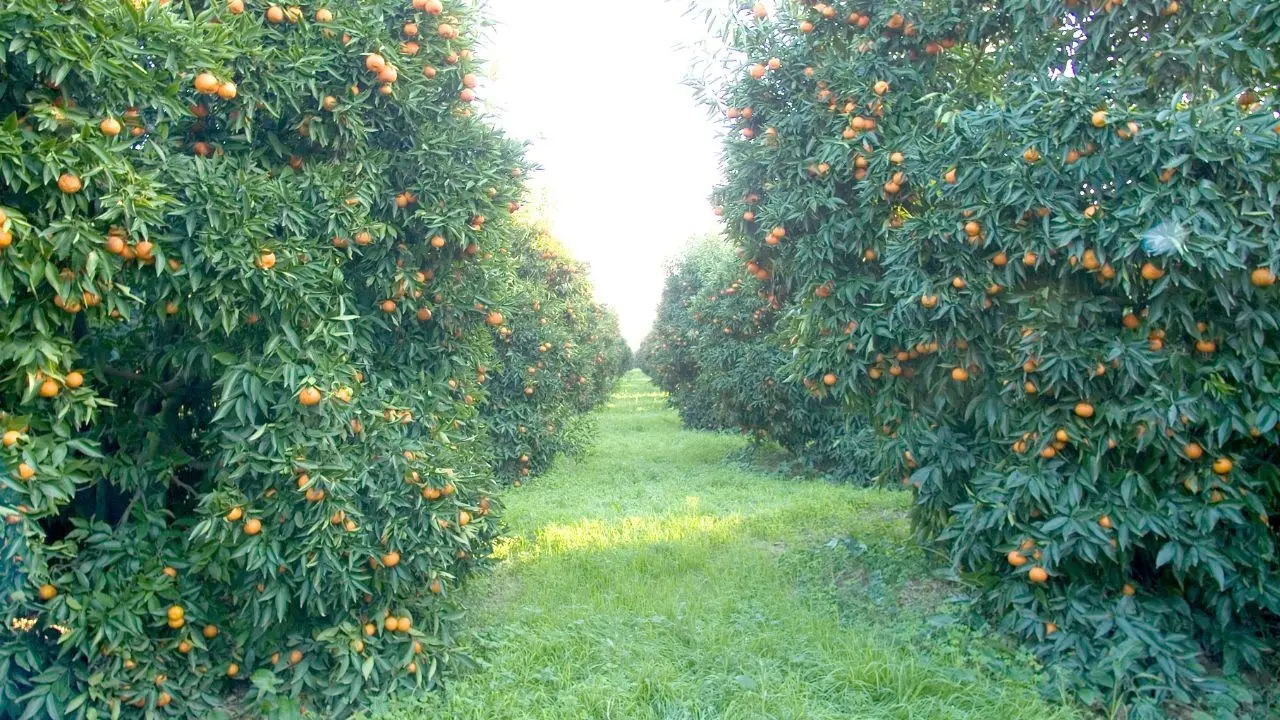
[0,0,617,717]
[483,226,626,484]
[642,237,870,481]
[699,0,1279,715]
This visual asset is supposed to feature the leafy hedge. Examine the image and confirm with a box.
[0,0,611,717]
[642,236,871,481]
[702,0,1279,715]
[483,226,627,485]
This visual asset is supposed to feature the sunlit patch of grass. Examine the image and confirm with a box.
[377,371,1082,720]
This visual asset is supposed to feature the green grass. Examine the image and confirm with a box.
[378,371,1081,720]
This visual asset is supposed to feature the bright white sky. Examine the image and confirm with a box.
[483,0,724,349]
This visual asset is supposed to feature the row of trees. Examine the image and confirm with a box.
[0,0,623,717]
[640,236,871,481]
[652,0,1278,716]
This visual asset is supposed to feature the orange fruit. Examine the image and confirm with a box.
[951,367,969,382]
[1028,566,1048,583]
[1007,550,1027,567]
[289,649,303,665]
[1122,583,1136,597]
[298,387,322,406]
[193,72,220,94]
[382,551,400,568]
[1212,457,1232,475]
[167,605,185,622]
[228,0,244,12]
[243,518,262,535]
[227,663,239,677]
[1045,622,1058,635]
[823,372,837,386]
[1251,268,1276,287]
[1090,110,1108,127]
[225,506,243,522]
[203,624,218,639]
[1099,515,1113,529]
[1074,402,1095,418]
[2,430,20,448]
[39,379,60,398]
[1140,262,1164,281]
[57,173,82,194]
[37,583,57,600]
[1183,442,1203,459]
[100,117,122,137]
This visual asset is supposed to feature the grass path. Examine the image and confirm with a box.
[381,371,1079,720]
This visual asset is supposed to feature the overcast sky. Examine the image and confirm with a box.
[483,0,724,349]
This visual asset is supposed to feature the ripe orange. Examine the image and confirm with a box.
[37,583,57,600]
[203,624,218,639]
[298,387,322,406]
[1212,457,1232,475]
[873,80,890,95]
[100,117,122,137]
[1074,402,1095,418]
[65,371,84,389]
[39,379,60,398]
[167,605,185,622]
[243,518,262,535]
[1028,566,1048,583]
[225,506,243,522]
[1090,110,1108,127]
[1122,583,1136,597]
[1007,550,1027,567]
[823,373,837,386]
[2,430,20,448]
[194,72,219,94]
[1099,515,1113,529]
[1140,262,1164,281]
[227,0,244,12]
[382,551,400,568]
[1183,442,1203,459]
[57,173,82,194]
[951,367,969,382]
[1251,268,1276,287]
[289,649,303,665]
[943,168,957,184]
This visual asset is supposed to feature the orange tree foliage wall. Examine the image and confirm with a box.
[483,226,627,484]
[0,0,607,716]
[706,0,1279,714]
[641,236,872,482]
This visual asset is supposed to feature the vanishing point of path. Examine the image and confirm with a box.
[381,371,1080,720]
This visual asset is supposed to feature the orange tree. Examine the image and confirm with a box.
[706,0,1279,714]
[0,0,531,716]
[643,236,871,481]
[481,225,626,484]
